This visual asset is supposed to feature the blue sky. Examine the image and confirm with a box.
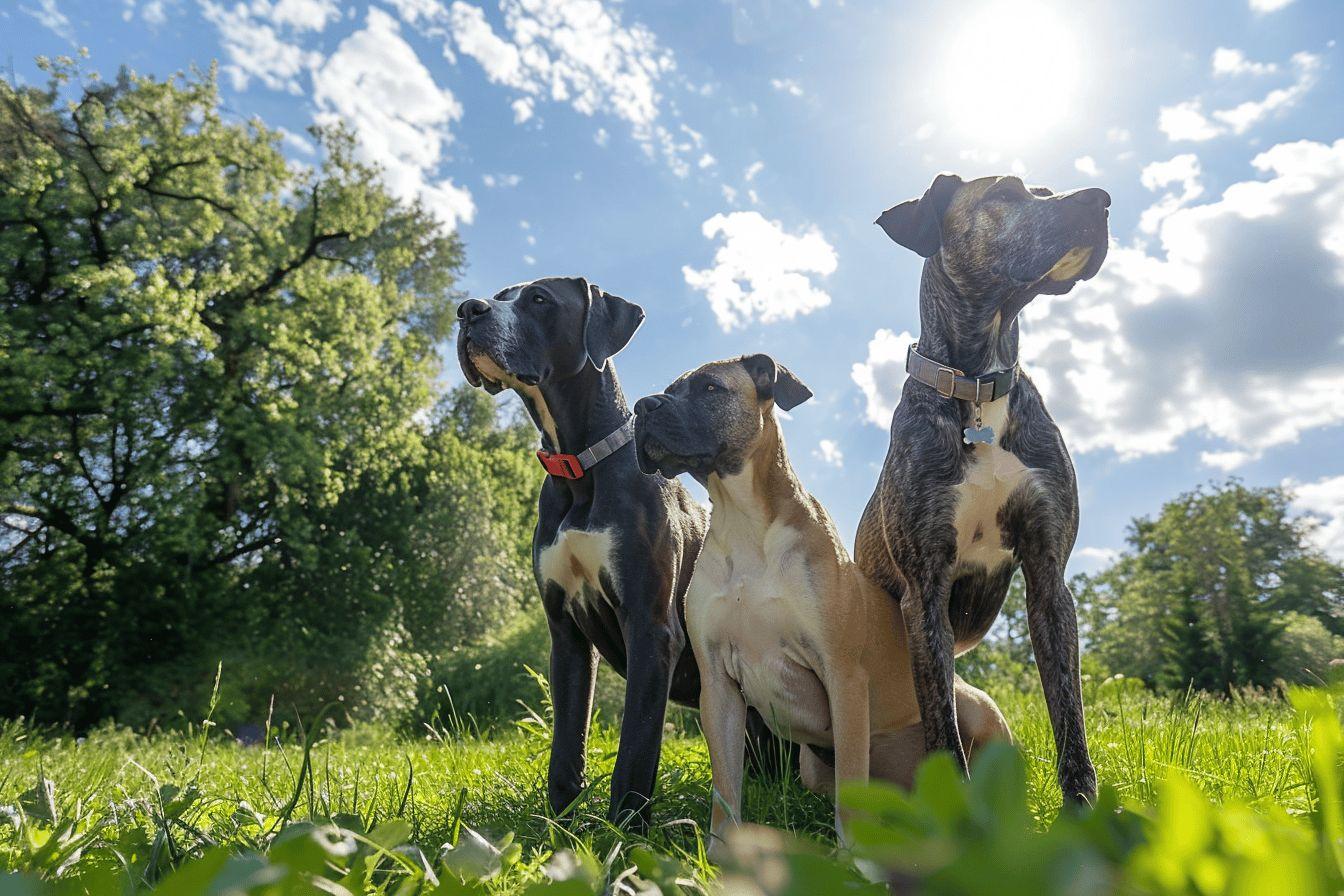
[7,0,1343,571]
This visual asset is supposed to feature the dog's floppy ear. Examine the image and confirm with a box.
[583,282,645,370]
[742,353,813,412]
[875,172,963,258]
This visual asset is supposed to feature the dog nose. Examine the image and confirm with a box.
[1071,187,1111,209]
[457,298,490,321]
[634,394,667,417]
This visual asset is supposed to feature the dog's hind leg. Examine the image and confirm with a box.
[954,676,1012,758]
[869,679,1009,788]
[1021,559,1096,805]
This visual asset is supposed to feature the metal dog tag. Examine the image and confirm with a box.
[963,425,995,446]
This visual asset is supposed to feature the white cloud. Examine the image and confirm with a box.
[384,0,445,24]
[312,7,474,229]
[1074,155,1100,177]
[770,77,804,97]
[445,0,685,169]
[482,173,522,188]
[744,161,764,181]
[20,0,73,40]
[814,439,844,468]
[265,0,339,30]
[1200,449,1252,471]
[200,1,324,94]
[682,212,838,331]
[1212,47,1277,77]
[1158,100,1222,142]
[594,127,609,146]
[1287,475,1344,560]
[277,126,315,155]
[720,184,738,203]
[1249,0,1294,12]
[1138,153,1203,233]
[1160,51,1322,141]
[1213,52,1321,134]
[850,328,915,427]
[1074,546,1121,571]
[1018,138,1344,463]
[914,122,936,141]
[698,153,716,169]
[448,1,525,84]
[1107,127,1132,143]
[123,0,173,24]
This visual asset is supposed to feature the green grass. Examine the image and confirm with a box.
[0,672,1331,894]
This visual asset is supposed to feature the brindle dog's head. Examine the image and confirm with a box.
[633,354,812,480]
[877,173,1110,316]
[456,276,644,393]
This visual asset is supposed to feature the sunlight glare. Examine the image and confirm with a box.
[938,2,1083,147]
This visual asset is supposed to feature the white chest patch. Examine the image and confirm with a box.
[537,528,618,605]
[953,398,1033,570]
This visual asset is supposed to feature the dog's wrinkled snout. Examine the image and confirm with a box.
[634,394,668,417]
[1071,187,1111,209]
[457,298,490,321]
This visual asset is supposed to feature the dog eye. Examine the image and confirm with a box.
[704,383,717,393]
[532,293,547,304]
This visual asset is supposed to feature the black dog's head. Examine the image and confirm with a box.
[877,173,1110,307]
[456,277,644,394]
[633,354,812,480]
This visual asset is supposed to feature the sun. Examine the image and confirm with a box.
[937,1,1084,148]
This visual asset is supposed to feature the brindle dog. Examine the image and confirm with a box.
[855,173,1110,805]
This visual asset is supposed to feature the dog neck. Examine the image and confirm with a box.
[705,410,806,542]
[526,362,631,460]
[917,255,1024,376]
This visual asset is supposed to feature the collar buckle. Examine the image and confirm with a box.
[536,450,584,479]
[934,367,958,398]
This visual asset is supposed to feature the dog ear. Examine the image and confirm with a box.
[875,172,963,258]
[583,282,645,370]
[742,353,813,412]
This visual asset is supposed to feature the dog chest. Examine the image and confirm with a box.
[537,528,618,606]
[952,399,1032,570]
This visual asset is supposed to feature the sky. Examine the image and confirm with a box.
[6,0,1343,572]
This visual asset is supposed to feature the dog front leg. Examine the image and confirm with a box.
[545,596,599,819]
[701,664,748,865]
[826,669,871,848]
[1022,561,1096,805]
[608,620,681,831]
[900,568,967,773]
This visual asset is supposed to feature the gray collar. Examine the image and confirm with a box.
[905,343,1016,403]
[536,417,635,479]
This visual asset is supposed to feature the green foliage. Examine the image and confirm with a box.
[0,58,537,729]
[1076,480,1344,692]
[2,687,1342,894]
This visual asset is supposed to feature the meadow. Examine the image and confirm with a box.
[3,670,1339,894]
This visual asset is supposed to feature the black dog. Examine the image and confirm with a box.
[854,174,1110,805]
[457,276,707,829]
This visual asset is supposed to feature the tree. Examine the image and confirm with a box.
[1076,480,1344,691]
[0,57,535,728]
